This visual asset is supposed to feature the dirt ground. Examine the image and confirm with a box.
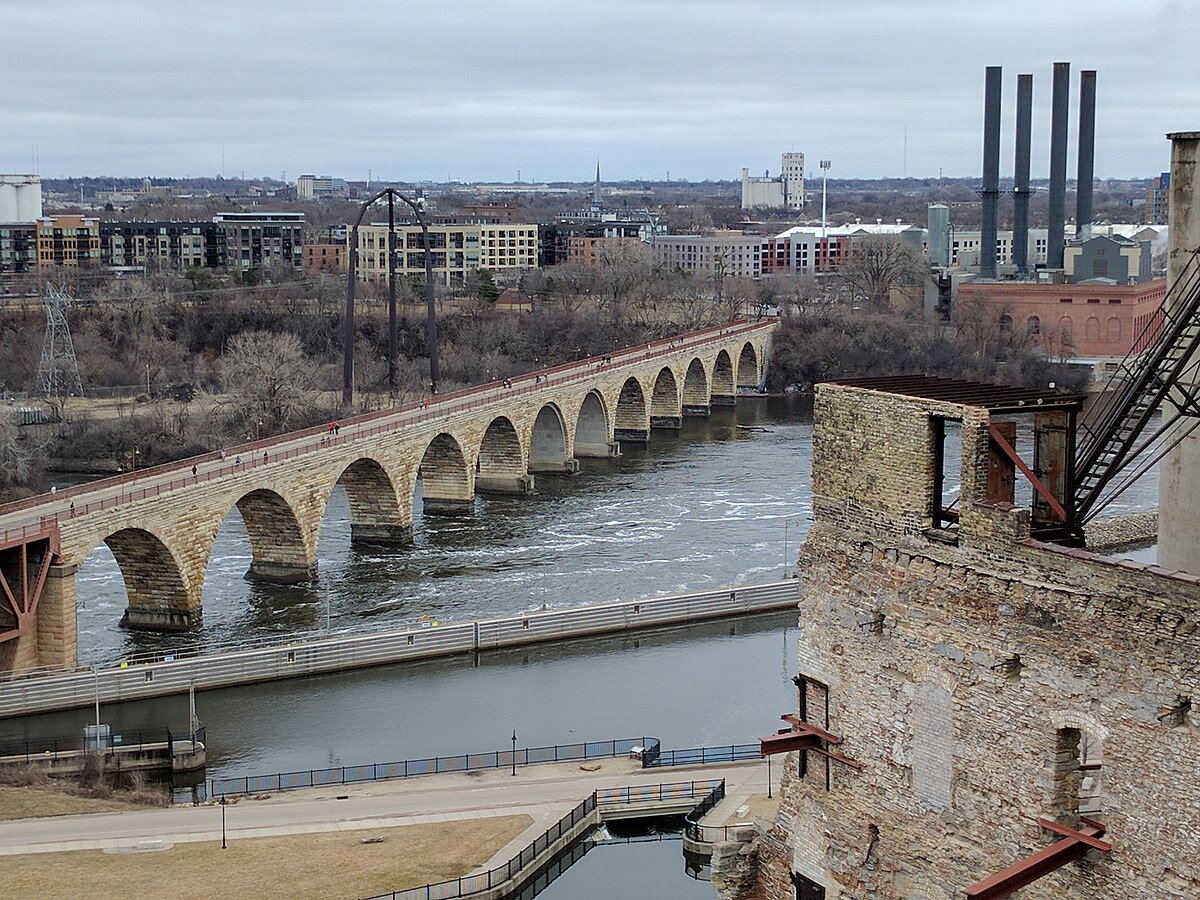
[3,814,532,900]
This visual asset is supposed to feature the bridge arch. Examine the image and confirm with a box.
[529,403,578,475]
[711,350,735,406]
[417,432,474,516]
[650,367,682,429]
[234,488,317,583]
[736,342,760,390]
[93,527,198,632]
[477,416,532,494]
[573,390,612,458]
[614,377,650,443]
[330,456,410,545]
[681,357,710,416]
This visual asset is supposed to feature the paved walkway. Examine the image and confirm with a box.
[0,758,772,857]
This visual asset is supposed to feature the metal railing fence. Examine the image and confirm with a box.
[208,736,656,800]
[646,742,761,768]
[0,726,205,762]
[363,778,724,900]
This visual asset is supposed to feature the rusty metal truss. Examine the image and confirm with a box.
[0,534,57,644]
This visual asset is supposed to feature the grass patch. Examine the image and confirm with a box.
[4,814,532,900]
[0,765,169,820]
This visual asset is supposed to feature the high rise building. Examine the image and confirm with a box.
[740,152,805,210]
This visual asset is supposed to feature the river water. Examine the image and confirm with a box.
[19,396,1160,780]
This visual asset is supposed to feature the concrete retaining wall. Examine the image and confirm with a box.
[0,580,798,718]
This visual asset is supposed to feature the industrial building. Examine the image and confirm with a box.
[741,152,805,211]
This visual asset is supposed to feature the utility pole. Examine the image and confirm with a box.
[820,160,832,238]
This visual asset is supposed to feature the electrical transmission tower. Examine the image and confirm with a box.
[37,283,84,399]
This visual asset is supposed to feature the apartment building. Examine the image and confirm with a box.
[214,211,304,271]
[352,222,538,288]
[36,215,101,268]
[651,232,764,280]
[102,221,224,272]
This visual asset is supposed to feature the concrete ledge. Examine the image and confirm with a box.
[614,429,650,443]
[246,561,317,584]
[529,459,580,476]
[476,475,536,495]
[574,442,620,458]
[350,524,414,546]
[423,498,475,516]
[120,606,201,632]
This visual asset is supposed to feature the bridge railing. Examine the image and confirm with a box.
[0,319,774,547]
[645,742,762,768]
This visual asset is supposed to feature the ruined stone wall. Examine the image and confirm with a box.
[749,382,1200,899]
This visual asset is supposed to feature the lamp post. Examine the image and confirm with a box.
[91,665,102,756]
[344,188,439,411]
[511,730,517,776]
[220,795,227,849]
[820,160,832,238]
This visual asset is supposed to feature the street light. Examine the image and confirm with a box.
[220,795,227,849]
[819,160,832,239]
[344,188,440,411]
[511,730,517,776]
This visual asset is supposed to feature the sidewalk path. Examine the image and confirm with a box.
[0,758,772,857]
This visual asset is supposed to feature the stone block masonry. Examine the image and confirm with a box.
[0,323,773,673]
[731,381,1200,900]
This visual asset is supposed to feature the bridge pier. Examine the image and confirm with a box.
[424,498,475,516]
[651,416,682,430]
[574,441,620,458]
[529,458,581,476]
[350,523,414,546]
[476,474,536,494]
[614,428,651,444]
[710,394,736,408]
[121,605,202,632]
[682,404,711,418]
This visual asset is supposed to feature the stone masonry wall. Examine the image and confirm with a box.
[746,383,1200,899]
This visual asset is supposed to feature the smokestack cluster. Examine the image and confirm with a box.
[976,62,1098,276]
[979,66,1002,279]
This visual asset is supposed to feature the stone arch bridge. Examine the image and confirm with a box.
[0,321,775,672]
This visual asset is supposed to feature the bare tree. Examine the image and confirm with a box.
[0,408,34,493]
[837,236,925,311]
[218,331,317,432]
[597,238,653,324]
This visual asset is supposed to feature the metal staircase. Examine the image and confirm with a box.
[1074,250,1200,525]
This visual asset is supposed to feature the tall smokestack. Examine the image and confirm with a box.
[1047,61,1070,268]
[1012,73,1034,274]
[1076,70,1097,241]
[979,65,1002,279]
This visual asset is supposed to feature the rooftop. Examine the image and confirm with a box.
[826,375,1085,413]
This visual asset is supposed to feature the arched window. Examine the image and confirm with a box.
[1059,316,1074,344]
[1085,317,1101,342]
[1107,317,1122,343]
[998,314,1013,334]
[1027,315,1041,335]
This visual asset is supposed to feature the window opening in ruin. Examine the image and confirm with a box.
[930,416,963,530]
[792,871,826,900]
[1158,696,1191,728]
[1052,726,1103,824]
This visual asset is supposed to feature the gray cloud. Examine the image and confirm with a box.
[2,0,1195,180]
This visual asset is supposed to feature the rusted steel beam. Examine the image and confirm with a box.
[807,743,867,771]
[780,714,844,745]
[964,819,1108,899]
[988,423,1070,522]
[760,731,821,755]
[1036,818,1112,852]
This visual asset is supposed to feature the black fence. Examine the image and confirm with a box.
[647,743,760,768]
[0,727,205,763]
[684,779,727,843]
[364,779,722,900]
[209,736,656,800]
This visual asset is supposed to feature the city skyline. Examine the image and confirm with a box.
[1,0,1196,182]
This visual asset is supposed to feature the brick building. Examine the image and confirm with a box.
[36,215,101,268]
[302,242,344,275]
[101,220,223,272]
[725,377,1200,899]
[957,278,1166,363]
[351,222,538,288]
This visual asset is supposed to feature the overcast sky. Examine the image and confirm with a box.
[2,1,1196,183]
